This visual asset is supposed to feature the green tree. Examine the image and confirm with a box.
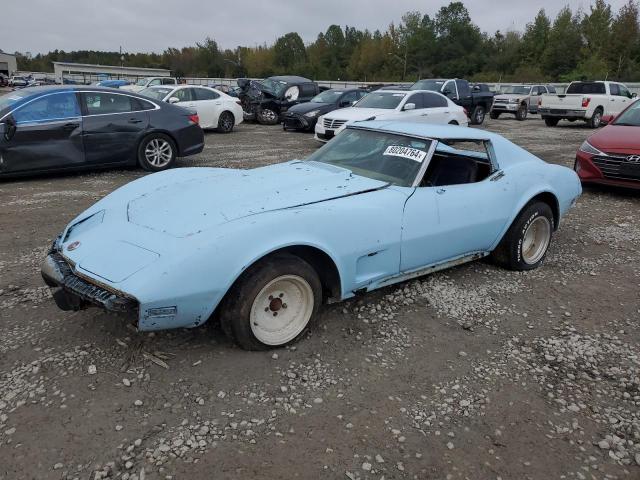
[542,7,583,79]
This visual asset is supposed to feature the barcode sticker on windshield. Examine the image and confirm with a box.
[383,145,427,163]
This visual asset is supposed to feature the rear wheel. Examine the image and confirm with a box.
[220,253,322,350]
[491,202,554,271]
[470,105,486,125]
[544,117,559,127]
[137,133,176,172]
[588,108,603,128]
[516,104,528,121]
[217,111,235,133]
[257,107,279,125]
[489,111,500,119]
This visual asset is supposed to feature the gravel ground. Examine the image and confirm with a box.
[0,117,639,480]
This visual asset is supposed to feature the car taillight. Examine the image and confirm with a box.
[188,114,199,125]
[538,97,542,106]
[582,97,591,107]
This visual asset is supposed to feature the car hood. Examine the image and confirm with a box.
[324,107,395,121]
[495,94,528,101]
[288,102,331,114]
[589,125,640,153]
[127,162,388,238]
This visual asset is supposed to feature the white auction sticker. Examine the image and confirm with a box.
[383,145,427,163]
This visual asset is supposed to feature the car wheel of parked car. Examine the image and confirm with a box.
[491,201,554,271]
[471,105,486,125]
[257,108,279,125]
[516,105,528,121]
[448,120,459,125]
[489,111,500,119]
[220,253,322,350]
[588,108,603,128]
[138,134,176,172]
[544,117,559,127]
[217,111,235,133]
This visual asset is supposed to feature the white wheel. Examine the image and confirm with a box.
[145,138,173,168]
[249,275,314,346]
[521,216,551,265]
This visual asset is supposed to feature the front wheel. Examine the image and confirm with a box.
[220,253,322,350]
[516,104,528,121]
[470,105,486,125]
[137,133,176,172]
[491,202,554,271]
[257,108,279,125]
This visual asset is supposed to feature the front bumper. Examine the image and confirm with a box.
[575,151,640,189]
[491,103,518,112]
[539,108,586,118]
[282,113,315,130]
[41,251,138,314]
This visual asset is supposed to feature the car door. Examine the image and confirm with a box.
[400,140,516,272]
[397,93,424,121]
[616,84,632,114]
[608,83,621,116]
[80,91,149,165]
[192,87,222,128]
[417,92,450,124]
[0,91,84,174]
[455,80,473,110]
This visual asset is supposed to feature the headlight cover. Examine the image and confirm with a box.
[63,210,105,243]
[579,140,604,156]
[304,109,321,118]
[509,98,519,103]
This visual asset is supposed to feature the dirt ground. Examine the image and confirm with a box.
[0,115,639,480]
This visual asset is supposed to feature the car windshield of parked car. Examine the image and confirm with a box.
[311,90,343,103]
[140,87,173,100]
[260,78,287,97]
[410,80,444,92]
[136,78,151,86]
[306,128,432,187]
[503,86,531,95]
[613,101,640,126]
[566,82,606,94]
[355,92,405,109]
[0,90,30,112]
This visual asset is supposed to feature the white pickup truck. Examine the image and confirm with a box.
[538,81,637,128]
[119,76,178,93]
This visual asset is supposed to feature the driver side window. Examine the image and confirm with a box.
[420,140,493,187]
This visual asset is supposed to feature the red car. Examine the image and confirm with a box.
[575,99,640,189]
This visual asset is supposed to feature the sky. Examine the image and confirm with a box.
[0,0,631,55]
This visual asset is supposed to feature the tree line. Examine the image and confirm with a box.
[12,0,640,83]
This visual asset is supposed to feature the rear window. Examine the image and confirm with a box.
[566,82,606,94]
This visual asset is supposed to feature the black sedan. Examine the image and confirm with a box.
[282,88,367,131]
[0,86,204,178]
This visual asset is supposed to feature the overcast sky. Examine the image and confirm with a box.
[0,0,631,55]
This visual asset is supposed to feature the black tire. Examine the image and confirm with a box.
[489,111,500,119]
[448,120,459,125]
[515,104,528,121]
[470,105,486,125]
[137,133,176,172]
[588,108,603,128]
[257,107,279,125]
[217,111,235,133]
[491,202,554,271]
[219,253,322,350]
[544,117,559,127]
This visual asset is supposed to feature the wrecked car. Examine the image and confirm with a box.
[282,88,367,131]
[237,76,321,125]
[41,122,581,350]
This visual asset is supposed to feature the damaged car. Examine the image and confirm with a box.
[42,122,581,350]
[282,88,367,131]
[237,76,321,125]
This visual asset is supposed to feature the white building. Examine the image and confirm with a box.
[53,61,171,84]
[0,52,17,76]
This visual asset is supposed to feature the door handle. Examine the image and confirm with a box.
[62,122,79,131]
[215,102,222,105]
[436,188,446,194]
[188,103,196,108]
[421,113,429,116]
[128,118,143,124]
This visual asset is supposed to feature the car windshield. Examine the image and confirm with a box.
[306,128,432,187]
[503,86,531,95]
[136,78,152,86]
[410,80,444,92]
[613,101,640,126]
[140,87,173,100]
[260,78,288,96]
[311,90,344,103]
[355,92,405,109]
[0,91,30,112]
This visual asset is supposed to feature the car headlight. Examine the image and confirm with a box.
[579,140,604,156]
[304,109,321,118]
[509,98,519,103]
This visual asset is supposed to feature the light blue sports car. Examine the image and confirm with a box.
[42,122,581,350]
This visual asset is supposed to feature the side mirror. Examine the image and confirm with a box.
[403,103,416,111]
[632,92,637,98]
[339,100,351,107]
[3,117,17,141]
[168,97,180,104]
